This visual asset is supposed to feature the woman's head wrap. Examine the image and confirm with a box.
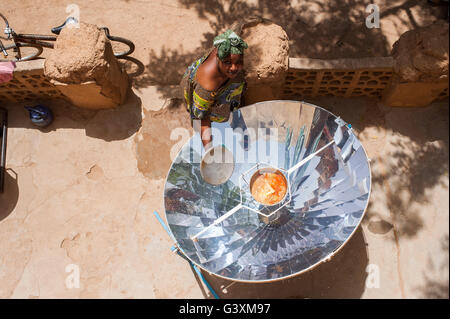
[213,29,248,60]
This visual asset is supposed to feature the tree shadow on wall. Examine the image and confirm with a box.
[124,0,446,100]
[177,0,392,59]
[177,0,447,59]
[380,0,449,28]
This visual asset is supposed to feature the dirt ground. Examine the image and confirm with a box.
[2,0,448,86]
[0,0,449,299]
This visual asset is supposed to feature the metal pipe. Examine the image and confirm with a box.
[0,107,7,193]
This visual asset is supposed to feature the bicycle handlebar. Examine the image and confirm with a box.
[51,16,78,35]
[0,13,13,40]
[0,13,9,28]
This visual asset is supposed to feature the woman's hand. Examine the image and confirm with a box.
[200,118,213,150]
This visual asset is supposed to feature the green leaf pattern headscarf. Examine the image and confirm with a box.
[213,29,248,60]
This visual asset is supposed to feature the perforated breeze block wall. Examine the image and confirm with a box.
[0,59,64,103]
[283,57,395,99]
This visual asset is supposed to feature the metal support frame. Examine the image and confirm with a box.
[153,211,220,299]
[0,107,7,193]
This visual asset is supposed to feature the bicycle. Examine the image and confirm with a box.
[0,14,135,62]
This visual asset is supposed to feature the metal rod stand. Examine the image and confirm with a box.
[153,211,220,299]
[0,107,7,193]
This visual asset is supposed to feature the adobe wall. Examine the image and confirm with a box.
[283,57,396,99]
[1,22,447,108]
[0,59,64,103]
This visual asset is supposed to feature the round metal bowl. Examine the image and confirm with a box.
[200,145,234,185]
[249,168,288,206]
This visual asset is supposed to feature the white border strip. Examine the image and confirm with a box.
[191,204,243,241]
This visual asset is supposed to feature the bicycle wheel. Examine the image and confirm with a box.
[107,35,135,58]
[0,42,43,62]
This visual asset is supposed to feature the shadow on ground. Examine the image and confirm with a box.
[0,169,19,221]
[416,234,449,299]
[134,101,193,180]
[3,87,142,142]
[196,226,368,299]
[126,0,447,100]
[306,96,449,241]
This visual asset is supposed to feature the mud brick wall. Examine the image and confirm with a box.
[1,57,446,107]
[0,59,64,103]
[283,57,396,99]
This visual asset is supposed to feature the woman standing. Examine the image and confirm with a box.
[180,29,248,149]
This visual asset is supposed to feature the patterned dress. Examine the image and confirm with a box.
[180,50,246,123]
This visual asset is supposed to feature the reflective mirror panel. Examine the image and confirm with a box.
[164,101,371,282]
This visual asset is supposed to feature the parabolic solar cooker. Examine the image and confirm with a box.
[163,100,371,283]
